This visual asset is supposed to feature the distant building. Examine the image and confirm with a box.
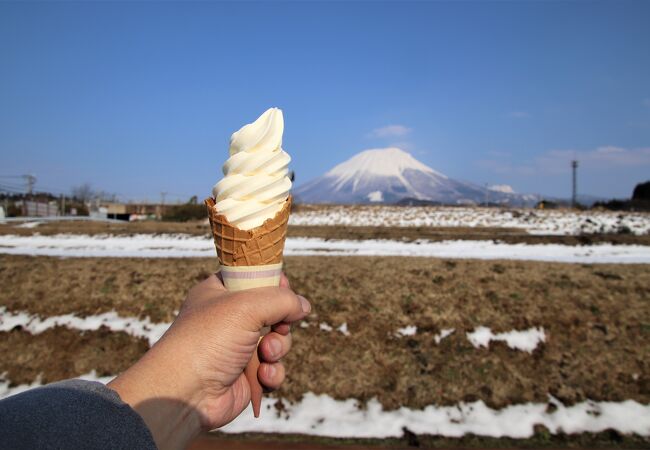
[93,202,164,221]
[15,200,59,217]
[536,200,559,210]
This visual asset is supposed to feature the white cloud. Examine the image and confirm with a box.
[538,146,650,173]
[367,124,412,138]
[478,146,650,176]
[508,111,530,119]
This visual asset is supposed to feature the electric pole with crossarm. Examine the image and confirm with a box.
[571,160,578,208]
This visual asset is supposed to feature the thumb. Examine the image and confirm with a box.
[182,273,227,311]
[227,287,311,331]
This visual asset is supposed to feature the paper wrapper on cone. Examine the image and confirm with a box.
[204,195,291,291]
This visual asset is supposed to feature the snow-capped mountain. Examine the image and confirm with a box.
[488,184,516,194]
[293,147,533,205]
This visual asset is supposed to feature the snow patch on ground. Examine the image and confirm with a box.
[434,328,455,344]
[0,307,547,355]
[287,238,650,263]
[15,221,43,228]
[1,234,650,263]
[2,376,648,438]
[290,206,650,236]
[0,307,171,346]
[394,326,542,352]
[1,307,358,344]
[337,323,350,336]
[319,322,333,332]
[396,325,417,337]
[467,327,546,353]
[0,233,212,258]
[223,393,650,438]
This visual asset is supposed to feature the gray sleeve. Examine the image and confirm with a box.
[0,379,157,450]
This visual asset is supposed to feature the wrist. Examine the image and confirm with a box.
[108,343,205,450]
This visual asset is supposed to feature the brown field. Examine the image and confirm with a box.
[0,327,148,385]
[190,431,650,449]
[1,254,648,406]
[1,253,649,447]
[192,431,650,449]
[291,226,650,245]
[1,220,649,245]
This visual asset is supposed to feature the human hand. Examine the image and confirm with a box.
[108,272,311,450]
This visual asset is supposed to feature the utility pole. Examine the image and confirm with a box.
[60,194,65,216]
[484,183,489,207]
[23,174,36,194]
[22,174,36,216]
[160,192,168,220]
[571,160,578,208]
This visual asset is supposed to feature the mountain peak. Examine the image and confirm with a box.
[294,147,529,205]
[488,184,516,194]
[326,147,445,182]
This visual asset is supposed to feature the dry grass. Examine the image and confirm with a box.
[200,430,650,449]
[1,254,648,411]
[0,255,217,322]
[0,327,148,385]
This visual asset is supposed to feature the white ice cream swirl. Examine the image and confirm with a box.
[212,107,292,230]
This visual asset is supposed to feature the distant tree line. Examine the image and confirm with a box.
[161,196,206,222]
[593,181,650,211]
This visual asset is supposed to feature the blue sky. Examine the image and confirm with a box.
[1,0,649,201]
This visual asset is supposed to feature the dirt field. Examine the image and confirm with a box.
[1,254,648,411]
[2,253,649,447]
[190,431,650,449]
[2,220,650,245]
[0,327,148,385]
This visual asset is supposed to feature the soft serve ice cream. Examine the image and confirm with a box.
[212,107,292,230]
[205,107,294,418]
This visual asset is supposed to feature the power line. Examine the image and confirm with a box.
[0,181,26,189]
[0,175,36,194]
[0,186,26,194]
[0,183,26,192]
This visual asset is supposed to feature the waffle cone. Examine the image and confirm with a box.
[205,196,291,266]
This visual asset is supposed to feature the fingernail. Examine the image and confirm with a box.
[298,295,311,313]
[266,364,276,378]
[269,338,282,358]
